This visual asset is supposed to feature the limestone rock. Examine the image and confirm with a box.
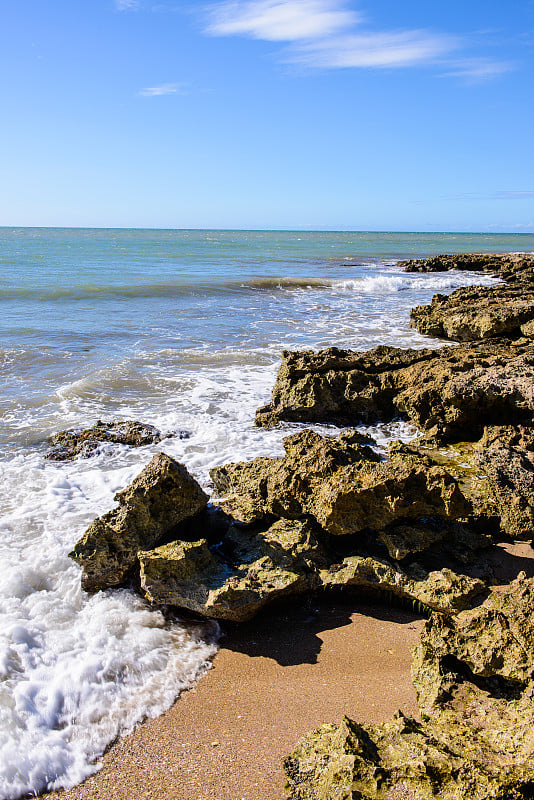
[410,283,534,341]
[210,429,379,524]
[320,557,485,614]
[412,573,534,714]
[475,426,534,540]
[255,341,534,442]
[284,711,534,800]
[45,419,185,460]
[139,519,326,622]
[69,453,208,592]
[211,429,469,538]
[400,252,534,280]
[403,253,534,342]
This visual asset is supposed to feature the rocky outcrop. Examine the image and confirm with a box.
[139,519,326,622]
[410,283,534,341]
[320,558,484,614]
[412,573,534,713]
[45,420,185,460]
[285,575,534,800]
[389,428,534,541]
[255,341,534,442]
[400,252,534,280]
[210,429,470,543]
[404,253,534,342]
[284,711,534,800]
[475,426,534,540]
[69,453,208,592]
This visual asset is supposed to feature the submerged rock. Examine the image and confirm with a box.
[255,341,534,442]
[69,453,208,592]
[45,419,186,460]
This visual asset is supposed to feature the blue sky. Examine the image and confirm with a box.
[1,0,533,231]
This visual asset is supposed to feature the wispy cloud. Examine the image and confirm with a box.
[206,0,359,41]
[139,82,187,96]
[446,191,534,201]
[290,29,457,69]
[204,0,510,79]
[116,0,140,9]
[439,57,511,82]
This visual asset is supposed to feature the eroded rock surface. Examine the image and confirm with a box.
[412,573,534,713]
[284,711,534,800]
[410,283,534,341]
[400,252,534,280]
[255,342,534,442]
[45,419,184,460]
[210,429,470,540]
[69,453,208,591]
[139,518,326,622]
[285,575,534,800]
[404,253,534,342]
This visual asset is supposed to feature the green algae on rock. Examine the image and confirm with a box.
[320,557,485,614]
[139,518,326,622]
[285,575,534,800]
[412,573,534,714]
[69,452,208,592]
[284,711,534,800]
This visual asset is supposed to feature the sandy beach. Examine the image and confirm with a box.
[45,596,424,800]
[44,542,534,800]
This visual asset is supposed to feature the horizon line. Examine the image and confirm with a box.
[1,225,533,235]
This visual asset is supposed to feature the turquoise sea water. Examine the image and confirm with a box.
[1,228,533,798]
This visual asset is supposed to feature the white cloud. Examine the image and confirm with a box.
[204,1,509,81]
[116,0,140,9]
[439,58,511,82]
[139,83,186,96]
[206,0,358,41]
[290,29,457,69]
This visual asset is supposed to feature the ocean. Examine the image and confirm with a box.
[1,228,533,799]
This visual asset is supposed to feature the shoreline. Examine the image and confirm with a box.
[44,596,425,800]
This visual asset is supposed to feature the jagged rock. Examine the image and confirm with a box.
[320,557,485,614]
[284,578,534,800]
[403,253,534,342]
[400,252,534,281]
[410,283,534,341]
[210,429,470,540]
[255,341,534,442]
[139,520,483,620]
[393,428,534,541]
[45,419,186,460]
[210,429,380,525]
[69,453,208,592]
[412,573,534,714]
[475,426,534,540]
[284,711,534,800]
[139,519,326,622]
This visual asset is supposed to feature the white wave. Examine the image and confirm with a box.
[0,456,218,799]
[331,270,499,295]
